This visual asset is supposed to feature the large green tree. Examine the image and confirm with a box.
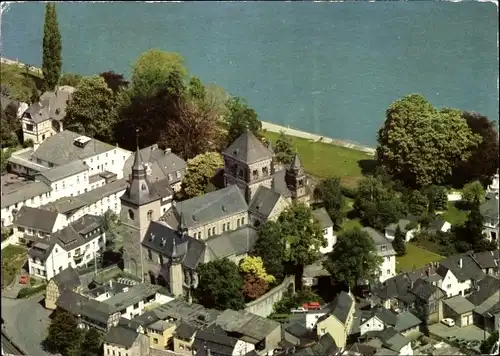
[42,2,62,91]
[64,76,118,142]
[392,225,406,256]
[274,131,294,165]
[425,185,448,212]
[101,210,125,252]
[225,97,262,143]
[100,71,128,93]
[279,203,325,289]
[80,328,103,356]
[404,190,429,216]
[376,94,481,187]
[252,220,286,281]
[454,197,493,252]
[1,103,21,148]
[314,176,345,229]
[461,180,485,206]
[195,258,245,310]
[324,227,382,289]
[181,152,224,199]
[43,310,83,355]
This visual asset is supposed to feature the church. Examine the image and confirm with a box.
[118,130,329,298]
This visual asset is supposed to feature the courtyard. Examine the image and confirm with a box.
[429,322,490,353]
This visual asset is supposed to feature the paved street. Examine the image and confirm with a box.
[2,332,24,355]
[1,295,52,356]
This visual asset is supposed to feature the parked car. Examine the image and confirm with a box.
[302,302,321,310]
[291,307,307,313]
[441,318,455,327]
[19,275,30,285]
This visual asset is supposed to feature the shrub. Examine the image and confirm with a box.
[17,284,46,299]
[341,185,357,199]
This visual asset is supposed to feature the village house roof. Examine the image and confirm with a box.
[174,321,198,340]
[174,185,248,229]
[385,216,419,234]
[51,266,81,291]
[294,334,338,356]
[376,327,410,352]
[248,186,281,219]
[362,227,396,256]
[467,275,500,306]
[23,86,75,124]
[473,291,500,316]
[312,207,334,229]
[1,179,51,209]
[216,309,280,344]
[104,325,139,348]
[223,130,274,165]
[436,253,485,282]
[57,289,118,325]
[31,131,116,166]
[204,226,258,261]
[102,283,170,310]
[471,250,500,270]
[283,322,310,339]
[271,170,292,198]
[361,306,398,326]
[428,219,449,233]
[327,291,354,325]
[443,295,475,315]
[36,160,89,182]
[409,278,444,301]
[193,326,239,356]
[13,205,59,232]
[480,198,499,219]
[394,311,421,333]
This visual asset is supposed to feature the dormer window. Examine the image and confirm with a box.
[141,183,147,191]
[381,245,387,251]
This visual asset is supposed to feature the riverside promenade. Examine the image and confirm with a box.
[262,121,376,155]
[1,56,42,76]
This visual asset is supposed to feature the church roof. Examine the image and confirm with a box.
[289,153,303,170]
[222,130,273,164]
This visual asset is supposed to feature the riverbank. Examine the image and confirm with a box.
[261,121,376,156]
[1,56,42,76]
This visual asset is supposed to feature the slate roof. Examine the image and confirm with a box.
[385,219,413,234]
[312,207,334,228]
[105,325,139,348]
[410,278,444,301]
[436,253,485,282]
[248,186,281,218]
[142,221,206,270]
[467,275,500,306]
[361,307,398,326]
[329,291,354,324]
[428,219,449,232]
[193,328,238,356]
[204,227,258,261]
[377,327,409,352]
[1,180,51,209]
[294,334,338,356]
[102,283,168,310]
[13,206,59,232]
[37,160,89,182]
[284,322,310,339]
[175,185,248,228]
[216,309,280,343]
[31,130,115,166]
[223,130,274,164]
[51,266,81,291]
[23,86,75,124]
[175,321,197,340]
[271,169,292,198]
[394,311,421,333]
[473,291,500,315]
[480,198,499,219]
[363,227,391,246]
[122,144,186,185]
[443,295,475,315]
[471,250,500,270]
[56,289,117,325]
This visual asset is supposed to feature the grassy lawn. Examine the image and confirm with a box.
[1,63,42,103]
[340,218,362,232]
[441,201,469,226]
[396,243,444,273]
[262,131,374,188]
[1,245,27,287]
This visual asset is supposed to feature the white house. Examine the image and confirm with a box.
[435,253,486,297]
[13,206,67,245]
[313,208,336,254]
[385,216,419,242]
[359,307,398,336]
[480,197,499,244]
[34,160,90,200]
[428,219,452,234]
[363,227,397,283]
[27,214,106,281]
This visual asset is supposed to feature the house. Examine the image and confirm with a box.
[408,278,446,324]
[315,291,355,350]
[27,214,106,280]
[1,95,28,118]
[312,207,336,254]
[427,219,451,235]
[470,250,499,277]
[192,325,256,356]
[435,252,485,297]
[480,197,499,244]
[122,144,187,193]
[44,265,81,310]
[145,319,178,351]
[393,311,422,338]
[13,205,66,245]
[362,227,397,283]
[359,307,398,335]
[21,86,75,144]
[215,309,282,354]
[293,333,339,356]
[104,324,150,356]
[282,322,313,347]
[485,171,499,200]
[173,322,198,354]
[384,216,419,242]
[364,327,413,356]
[467,275,500,333]
[56,289,121,331]
[440,295,475,327]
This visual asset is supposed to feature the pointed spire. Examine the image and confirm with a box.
[289,153,303,170]
[132,129,146,174]
[178,211,187,236]
[171,236,180,260]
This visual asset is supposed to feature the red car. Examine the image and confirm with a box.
[18,275,30,285]
[302,302,321,310]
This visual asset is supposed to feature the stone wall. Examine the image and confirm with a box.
[245,275,295,317]
[1,234,16,250]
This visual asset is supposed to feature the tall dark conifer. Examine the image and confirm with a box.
[42,3,62,91]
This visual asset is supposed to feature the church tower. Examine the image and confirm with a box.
[285,153,310,205]
[169,213,187,297]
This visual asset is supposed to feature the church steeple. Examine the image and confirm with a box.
[131,133,146,179]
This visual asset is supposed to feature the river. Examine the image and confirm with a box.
[1,1,498,146]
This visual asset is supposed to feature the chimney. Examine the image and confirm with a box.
[165,148,171,154]
[109,279,113,288]
[459,258,463,268]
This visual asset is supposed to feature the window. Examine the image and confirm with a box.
[386,269,390,274]
[128,209,134,220]
[227,222,230,230]
[168,174,173,181]
[447,284,451,289]
[68,252,71,257]
[208,229,212,237]
[237,219,241,228]
[491,231,497,240]
[133,303,139,309]
[212,227,215,235]
[381,245,387,251]
[176,171,181,178]
[323,229,328,235]
[222,224,226,232]
[197,232,201,239]
[252,169,258,178]
[148,249,153,260]
[241,217,245,225]
[147,210,153,221]
[262,166,269,176]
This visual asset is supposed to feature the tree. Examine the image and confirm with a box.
[187,76,206,103]
[404,190,429,216]
[279,203,325,289]
[425,185,447,212]
[100,71,129,93]
[274,131,294,165]
[130,49,187,99]
[376,94,481,187]
[181,152,223,199]
[42,3,62,91]
[461,180,485,206]
[195,258,245,310]
[243,273,269,300]
[80,328,103,356]
[453,112,499,187]
[100,210,124,252]
[239,256,275,283]
[324,227,383,289]
[252,221,286,282]
[59,73,83,87]
[205,84,230,120]
[225,96,262,143]
[64,76,118,143]
[455,198,486,251]
[1,103,21,148]
[314,176,345,228]
[43,310,83,355]
[0,147,15,174]
[392,225,406,256]
[480,331,499,354]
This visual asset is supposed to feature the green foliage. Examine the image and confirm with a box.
[0,64,39,103]
[340,185,358,199]
[43,310,83,355]
[100,71,128,93]
[181,152,224,199]
[425,185,448,212]
[324,227,383,289]
[187,76,206,103]
[59,73,83,87]
[404,190,429,216]
[23,139,34,148]
[100,210,124,252]
[225,96,262,143]
[314,176,345,228]
[0,147,16,174]
[64,76,118,143]
[17,284,46,298]
[354,176,406,231]
[274,131,295,165]
[195,258,245,310]
[480,331,499,354]
[392,225,406,256]
[272,289,323,314]
[253,221,286,282]
[130,49,187,99]
[42,3,62,91]
[1,103,21,148]
[461,180,485,206]
[80,328,103,356]
[376,94,482,187]
[454,199,490,252]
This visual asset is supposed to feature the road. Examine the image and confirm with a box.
[1,332,24,355]
[1,295,52,356]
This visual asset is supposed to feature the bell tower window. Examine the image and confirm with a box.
[147,210,153,221]
[128,209,135,221]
